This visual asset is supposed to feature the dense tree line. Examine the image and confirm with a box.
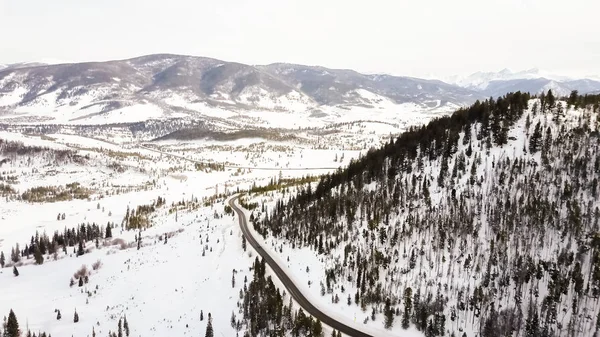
[236,257,325,337]
[253,92,600,336]
[1,221,117,268]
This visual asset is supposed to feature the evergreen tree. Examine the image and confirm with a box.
[205,314,214,337]
[78,277,83,287]
[242,235,246,252]
[77,240,84,256]
[56,310,61,320]
[384,298,394,329]
[403,287,412,329]
[312,318,323,337]
[73,309,79,323]
[33,245,44,265]
[123,315,129,337]
[118,318,123,337]
[13,266,19,277]
[529,121,542,153]
[105,225,112,239]
[547,89,556,110]
[6,309,19,337]
[200,310,204,321]
[0,251,5,268]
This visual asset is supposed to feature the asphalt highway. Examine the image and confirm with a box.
[229,195,373,337]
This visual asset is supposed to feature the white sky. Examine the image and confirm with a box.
[1,0,599,78]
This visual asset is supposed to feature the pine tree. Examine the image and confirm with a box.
[33,245,44,265]
[242,235,246,251]
[78,277,84,287]
[118,318,123,337]
[6,309,20,337]
[205,314,214,337]
[77,240,84,256]
[105,225,112,239]
[73,309,79,323]
[384,298,394,329]
[123,315,129,337]
[547,89,556,110]
[403,287,412,329]
[13,266,19,277]
[11,244,20,263]
[0,251,5,268]
[529,121,542,153]
[56,310,61,320]
[200,310,204,321]
[312,318,323,337]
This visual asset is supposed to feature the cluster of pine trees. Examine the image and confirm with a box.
[235,257,326,337]
[253,91,600,336]
[1,309,52,337]
[0,221,117,269]
[123,196,166,230]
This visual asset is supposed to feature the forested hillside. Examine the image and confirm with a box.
[254,91,600,337]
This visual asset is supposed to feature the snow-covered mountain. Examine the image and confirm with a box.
[445,68,600,98]
[250,92,600,337]
[0,54,481,126]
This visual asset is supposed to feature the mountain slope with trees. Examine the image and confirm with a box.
[251,91,600,337]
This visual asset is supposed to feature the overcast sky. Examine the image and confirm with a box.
[1,0,599,78]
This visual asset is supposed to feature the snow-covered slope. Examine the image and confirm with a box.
[249,93,600,337]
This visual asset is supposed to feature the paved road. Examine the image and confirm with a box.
[229,195,373,337]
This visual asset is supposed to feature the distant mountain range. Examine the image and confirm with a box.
[443,68,600,97]
[0,54,599,126]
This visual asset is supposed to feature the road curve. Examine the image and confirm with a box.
[229,195,374,337]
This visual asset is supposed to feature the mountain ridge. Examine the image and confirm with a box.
[0,54,480,126]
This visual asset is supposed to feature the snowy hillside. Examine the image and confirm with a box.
[249,91,600,337]
[0,128,378,337]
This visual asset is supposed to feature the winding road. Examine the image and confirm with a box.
[229,195,373,337]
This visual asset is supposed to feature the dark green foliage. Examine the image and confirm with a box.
[0,251,4,268]
[403,287,412,329]
[6,309,19,337]
[13,265,18,277]
[384,298,394,329]
[205,314,214,337]
[33,245,44,265]
[124,315,129,337]
[529,121,542,153]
